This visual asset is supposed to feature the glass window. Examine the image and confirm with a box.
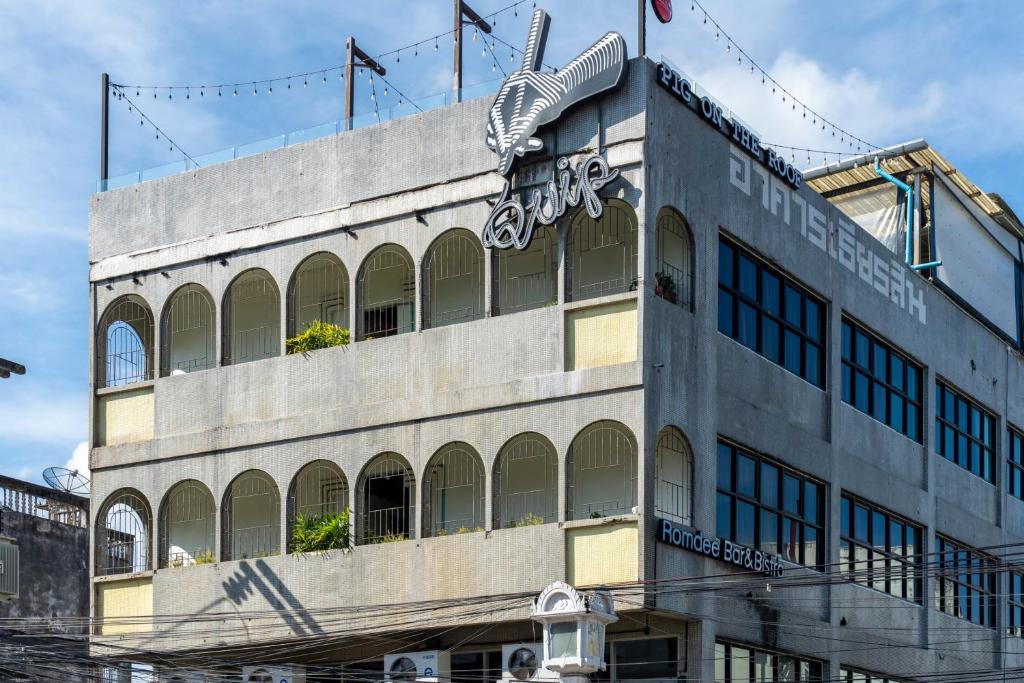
[716,642,821,682]
[934,534,998,627]
[718,235,826,388]
[839,668,911,683]
[935,381,996,483]
[840,317,923,442]
[613,638,678,681]
[1010,571,1024,638]
[716,439,824,568]
[1009,428,1024,500]
[839,491,929,602]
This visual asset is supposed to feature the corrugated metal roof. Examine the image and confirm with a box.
[804,140,1023,238]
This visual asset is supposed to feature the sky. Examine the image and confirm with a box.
[0,1,1021,488]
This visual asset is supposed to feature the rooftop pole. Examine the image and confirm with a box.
[344,38,387,131]
[100,73,109,191]
[453,0,492,103]
[637,0,646,57]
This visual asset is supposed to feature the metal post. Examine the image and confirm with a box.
[345,38,355,130]
[637,0,646,57]
[344,37,386,131]
[453,1,492,103]
[100,73,109,191]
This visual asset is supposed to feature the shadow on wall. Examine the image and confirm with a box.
[222,559,325,637]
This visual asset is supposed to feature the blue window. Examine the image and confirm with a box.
[717,236,826,387]
[935,381,996,483]
[840,317,923,442]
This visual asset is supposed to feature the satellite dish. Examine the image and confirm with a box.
[42,467,90,495]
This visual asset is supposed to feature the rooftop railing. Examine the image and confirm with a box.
[98,79,502,193]
[0,474,89,528]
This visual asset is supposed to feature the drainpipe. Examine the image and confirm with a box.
[874,160,942,271]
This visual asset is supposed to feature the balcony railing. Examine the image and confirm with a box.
[99,79,502,192]
[0,474,88,528]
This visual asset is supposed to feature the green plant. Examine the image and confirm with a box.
[509,512,545,528]
[589,511,604,519]
[291,509,351,552]
[193,549,216,565]
[371,532,408,544]
[286,320,350,355]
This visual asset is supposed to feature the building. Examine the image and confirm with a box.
[87,10,1024,683]
[0,475,89,681]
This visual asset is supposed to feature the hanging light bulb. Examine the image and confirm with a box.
[383,86,388,96]
[323,72,327,84]
[726,42,730,52]
[233,88,238,96]
[168,89,172,99]
[415,45,418,56]
[703,13,707,24]
[186,87,190,100]
[473,28,478,42]
[304,77,308,87]
[218,87,222,97]
[435,37,439,51]
[492,61,496,72]
[153,88,157,99]
[510,51,515,63]
[268,84,273,95]
[287,78,291,90]
[135,88,139,97]
[253,85,257,95]
[140,119,144,126]
[482,47,487,57]
[397,50,401,63]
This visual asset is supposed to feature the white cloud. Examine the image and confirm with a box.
[65,441,90,480]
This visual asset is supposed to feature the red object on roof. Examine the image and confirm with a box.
[652,0,673,23]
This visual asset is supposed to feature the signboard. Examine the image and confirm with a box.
[656,518,784,577]
[481,9,628,250]
[652,0,673,23]
[656,61,804,191]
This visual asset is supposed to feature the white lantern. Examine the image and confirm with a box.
[530,582,617,683]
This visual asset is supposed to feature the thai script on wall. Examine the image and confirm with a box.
[728,144,927,325]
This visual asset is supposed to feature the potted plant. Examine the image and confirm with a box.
[654,271,678,304]
[285,320,350,355]
[291,509,351,553]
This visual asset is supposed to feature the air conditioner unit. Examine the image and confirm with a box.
[242,665,306,683]
[501,643,559,683]
[384,650,451,682]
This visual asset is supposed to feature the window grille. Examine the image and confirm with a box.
[287,460,348,551]
[223,269,281,366]
[96,295,154,388]
[96,489,151,576]
[493,432,558,528]
[358,453,414,544]
[655,426,693,525]
[288,252,349,336]
[159,480,215,568]
[566,421,638,520]
[655,208,694,309]
[566,203,638,303]
[356,245,415,340]
[492,225,559,315]
[423,229,485,329]
[423,442,485,536]
[221,470,280,560]
[161,284,216,376]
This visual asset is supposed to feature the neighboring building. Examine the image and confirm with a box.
[0,475,89,681]
[87,12,1024,683]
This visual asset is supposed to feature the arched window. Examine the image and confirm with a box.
[356,244,415,341]
[160,284,216,376]
[492,225,559,315]
[493,432,558,528]
[221,470,280,560]
[357,453,414,544]
[423,442,485,536]
[655,208,694,309]
[566,421,638,520]
[96,295,154,388]
[287,460,349,551]
[287,252,349,336]
[96,489,152,576]
[655,426,693,525]
[423,229,485,328]
[223,269,280,366]
[159,480,215,568]
[566,202,638,303]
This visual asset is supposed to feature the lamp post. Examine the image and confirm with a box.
[530,582,618,683]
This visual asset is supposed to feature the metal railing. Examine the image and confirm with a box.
[0,474,88,528]
[99,79,503,192]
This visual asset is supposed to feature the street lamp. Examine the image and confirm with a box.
[530,581,617,683]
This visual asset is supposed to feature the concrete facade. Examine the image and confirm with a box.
[87,56,1024,682]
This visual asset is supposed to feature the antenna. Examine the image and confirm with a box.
[42,467,90,495]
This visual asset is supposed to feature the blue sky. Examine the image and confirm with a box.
[0,1,1021,485]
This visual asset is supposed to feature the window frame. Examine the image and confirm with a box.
[933,534,998,627]
[839,492,923,603]
[717,235,826,388]
[1008,426,1024,500]
[840,316,923,442]
[715,439,826,569]
[934,379,997,483]
[715,640,822,682]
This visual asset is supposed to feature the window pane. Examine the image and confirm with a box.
[873,344,887,382]
[784,330,802,375]
[718,241,735,286]
[890,395,905,433]
[854,330,870,367]
[614,638,677,681]
[760,464,778,507]
[782,475,800,514]
[804,344,821,386]
[716,493,732,539]
[855,372,870,413]
[841,320,852,360]
[842,364,852,404]
[803,482,819,524]
[718,289,734,336]
[736,500,756,546]
[805,299,821,341]
[761,271,780,316]
[739,255,757,298]
[854,504,869,542]
[906,365,919,400]
[761,318,781,363]
[738,302,758,350]
[840,497,850,536]
[890,354,905,391]
[737,454,756,496]
[760,510,778,556]
[784,285,802,326]
[906,404,919,442]
[872,382,887,422]
[717,443,732,488]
